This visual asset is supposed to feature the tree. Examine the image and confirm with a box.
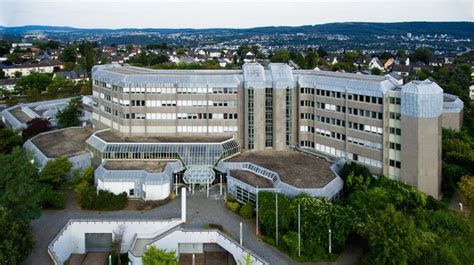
[0,148,42,221]
[56,97,83,128]
[111,225,125,265]
[270,49,290,63]
[459,176,474,207]
[39,156,72,189]
[60,45,77,63]
[82,41,97,72]
[22,118,52,141]
[0,128,22,154]
[370,67,382,75]
[142,246,178,265]
[305,50,319,69]
[294,53,307,69]
[6,53,22,64]
[317,46,328,58]
[412,48,432,64]
[15,72,52,95]
[0,210,33,265]
[363,204,423,264]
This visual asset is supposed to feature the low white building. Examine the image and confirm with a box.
[94,160,184,200]
[0,60,63,77]
[368,57,384,71]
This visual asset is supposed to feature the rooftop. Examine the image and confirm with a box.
[227,151,336,188]
[96,130,233,143]
[10,107,32,123]
[103,160,171,173]
[229,169,273,188]
[31,127,93,158]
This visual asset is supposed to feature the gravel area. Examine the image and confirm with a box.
[31,127,93,158]
[96,130,233,143]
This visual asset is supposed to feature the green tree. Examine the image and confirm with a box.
[412,48,432,64]
[82,41,97,72]
[39,156,72,189]
[459,176,474,207]
[60,45,78,63]
[142,246,178,265]
[0,148,42,221]
[305,51,319,69]
[270,49,290,63]
[294,53,307,69]
[0,210,33,265]
[0,128,22,154]
[6,53,22,64]
[363,204,423,265]
[56,97,83,128]
[370,67,382,75]
[317,46,328,58]
[15,72,52,95]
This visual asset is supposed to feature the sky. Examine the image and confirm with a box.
[0,0,473,29]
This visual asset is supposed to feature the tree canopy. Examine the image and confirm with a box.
[22,118,52,142]
[142,246,178,265]
[56,97,83,128]
[0,128,22,154]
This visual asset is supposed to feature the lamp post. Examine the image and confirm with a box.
[256,186,259,236]
[240,222,243,246]
[275,192,279,246]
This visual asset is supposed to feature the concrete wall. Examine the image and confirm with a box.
[49,220,178,264]
[441,110,463,131]
[400,116,442,198]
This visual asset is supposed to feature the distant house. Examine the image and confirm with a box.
[208,50,221,58]
[0,78,17,93]
[384,58,395,70]
[218,59,228,68]
[429,57,445,67]
[368,57,384,71]
[396,56,410,66]
[53,70,88,82]
[391,64,411,77]
[325,55,339,65]
[0,60,63,78]
[244,52,256,63]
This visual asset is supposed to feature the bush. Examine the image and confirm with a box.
[239,203,254,219]
[282,231,299,257]
[41,187,66,209]
[227,201,241,213]
[74,180,127,211]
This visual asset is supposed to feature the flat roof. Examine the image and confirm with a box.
[227,151,336,188]
[95,130,233,143]
[229,169,273,188]
[31,127,93,158]
[104,160,172,173]
[10,107,32,123]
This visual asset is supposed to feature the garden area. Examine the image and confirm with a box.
[225,162,474,264]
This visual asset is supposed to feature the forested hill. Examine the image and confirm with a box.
[1,22,473,37]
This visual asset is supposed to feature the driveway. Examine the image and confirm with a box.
[24,186,360,265]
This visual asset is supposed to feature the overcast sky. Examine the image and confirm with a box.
[1,0,473,29]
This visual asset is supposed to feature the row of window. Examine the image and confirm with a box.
[315,128,346,141]
[389,142,401,150]
[389,127,402,135]
[347,136,383,150]
[389,159,401,168]
[389,112,401,120]
[348,153,383,168]
[300,100,314,107]
[316,115,346,127]
[316,102,346,113]
[348,122,383,135]
[177,126,238,133]
[143,113,237,120]
[95,82,239,95]
[349,107,383,120]
[389,97,401,105]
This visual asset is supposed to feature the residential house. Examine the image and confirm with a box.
[368,57,384,71]
[244,51,256,63]
[53,70,89,82]
[0,60,63,78]
[391,64,411,77]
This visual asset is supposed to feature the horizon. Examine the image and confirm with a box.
[1,0,472,29]
[1,21,473,31]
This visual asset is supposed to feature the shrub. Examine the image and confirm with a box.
[227,201,241,213]
[282,231,299,257]
[41,187,66,209]
[74,180,127,211]
[239,203,254,219]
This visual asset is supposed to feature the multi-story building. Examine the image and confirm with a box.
[89,63,463,199]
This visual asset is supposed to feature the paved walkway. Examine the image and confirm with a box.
[24,187,361,265]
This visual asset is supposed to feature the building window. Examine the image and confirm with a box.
[247,89,254,149]
[286,88,292,145]
[265,87,273,147]
[129,189,135,196]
